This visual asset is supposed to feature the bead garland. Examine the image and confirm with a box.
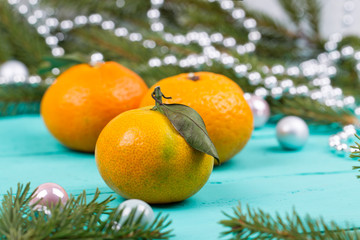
[3,0,360,154]
[146,0,260,68]
[329,124,357,155]
[342,0,356,28]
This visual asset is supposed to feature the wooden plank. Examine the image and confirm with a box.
[1,115,359,239]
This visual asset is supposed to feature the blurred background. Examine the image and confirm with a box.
[246,0,360,37]
[1,0,360,129]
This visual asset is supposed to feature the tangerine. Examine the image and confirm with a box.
[140,72,253,164]
[41,61,148,152]
[95,106,214,204]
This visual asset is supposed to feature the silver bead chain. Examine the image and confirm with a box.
[327,0,359,155]
[4,0,360,154]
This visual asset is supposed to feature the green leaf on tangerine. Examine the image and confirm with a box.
[158,103,219,164]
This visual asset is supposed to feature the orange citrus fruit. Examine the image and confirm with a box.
[95,106,214,204]
[41,61,148,152]
[140,72,253,164]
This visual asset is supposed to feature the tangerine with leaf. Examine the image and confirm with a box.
[140,72,254,164]
[95,87,218,204]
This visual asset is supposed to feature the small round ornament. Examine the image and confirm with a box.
[276,116,309,150]
[113,199,155,230]
[244,94,270,128]
[0,60,29,81]
[29,183,69,209]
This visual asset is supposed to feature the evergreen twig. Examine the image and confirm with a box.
[0,84,47,116]
[0,183,173,240]
[305,0,321,39]
[220,203,360,239]
[350,134,360,178]
[0,1,50,73]
[0,30,13,63]
[278,0,302,28]
[270,97,359,126]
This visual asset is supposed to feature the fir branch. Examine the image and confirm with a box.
[278,0,303,28]
[61,26,201,68]
[0,30,13,63]
[65,27,145,63]
[0,183,173,240]
[41,0,151,26]
[270,96,359,126]
[0,84,47,102]
[165,0,250,43]
[166,0,312,61]
[0,1,50,73]
[241,6,297,40]
[338,35,360,50]
[350,134,360,178]
[304,0,321,43]
[0,84,48,116]
[240,8,300,61]
[278,0,323,50]
[333,60,359,96]
[220,203,360,239]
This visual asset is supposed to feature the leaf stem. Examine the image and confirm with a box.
[151,86,172,110]
[187,73,200,81]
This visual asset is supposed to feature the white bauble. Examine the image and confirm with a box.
[0,60,29,82]
[276,116,309,150]
[114,199,155,230]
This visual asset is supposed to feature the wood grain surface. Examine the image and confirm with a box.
[1,115,359,239]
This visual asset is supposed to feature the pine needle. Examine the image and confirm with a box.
[220,203,360,239]
[0,183,173,240]
[350,134,360,179]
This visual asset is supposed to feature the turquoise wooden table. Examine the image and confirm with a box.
[1,115,360,239]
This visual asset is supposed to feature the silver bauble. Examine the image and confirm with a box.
[276,116,309,150]
[245,94,270,128]
[113,199,155,230]
[0,60,29,81]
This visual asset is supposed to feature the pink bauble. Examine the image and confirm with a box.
[29,183,69,208]
[245,94,270,128]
